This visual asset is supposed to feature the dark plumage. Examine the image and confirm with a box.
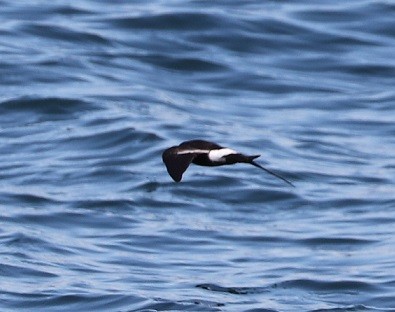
[162,140,294,186]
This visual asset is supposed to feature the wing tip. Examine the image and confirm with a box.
[163,151,195,183]
[170,172,183,182]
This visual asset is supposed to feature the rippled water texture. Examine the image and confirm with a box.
[1,1,395,311]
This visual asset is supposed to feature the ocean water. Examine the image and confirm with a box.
[1,0,395,311]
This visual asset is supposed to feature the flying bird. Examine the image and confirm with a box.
[162,140,294,186]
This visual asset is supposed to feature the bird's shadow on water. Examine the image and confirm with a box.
[133,174,303,212]
[196,283,269,295]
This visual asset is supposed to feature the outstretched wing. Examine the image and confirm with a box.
[162,148,196,182]
[250,160,295,187]
[179,140,222,150]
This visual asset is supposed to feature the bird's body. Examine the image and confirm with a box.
[162,140,294,186]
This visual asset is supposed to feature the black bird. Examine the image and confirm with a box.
[162,140,294,186]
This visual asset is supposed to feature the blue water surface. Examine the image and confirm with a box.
[1,0,395,311]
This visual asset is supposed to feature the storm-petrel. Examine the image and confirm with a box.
[162,140,294,186]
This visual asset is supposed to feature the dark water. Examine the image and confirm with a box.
[1,1,395,311]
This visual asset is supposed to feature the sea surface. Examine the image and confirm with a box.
[1,1,395,311]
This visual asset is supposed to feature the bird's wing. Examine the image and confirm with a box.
[179,140,222,150]
[250,160,295,187]
[162,149,196,182]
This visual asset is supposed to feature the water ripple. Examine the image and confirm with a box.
[1,0,395,311]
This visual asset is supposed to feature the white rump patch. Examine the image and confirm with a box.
[208,148,237,162]
[177,149,210,155]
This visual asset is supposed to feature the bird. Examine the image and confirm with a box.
[162,140,294,186]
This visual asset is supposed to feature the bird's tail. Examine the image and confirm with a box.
[248,155,260,162]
